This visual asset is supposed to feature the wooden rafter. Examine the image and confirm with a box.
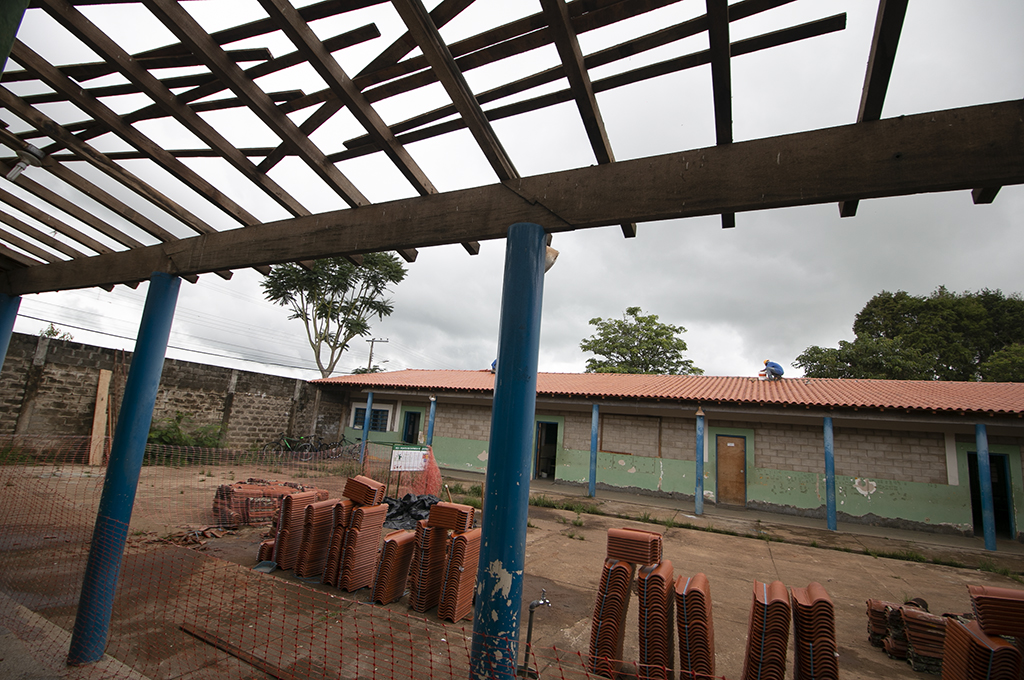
[39,0,310,222]
[141,0,371,210]
[540,0,637,239]
[839,0,908,217]
[391,0,519,182]
[706,0,735,229]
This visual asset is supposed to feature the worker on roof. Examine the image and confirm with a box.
[764,359,784,381]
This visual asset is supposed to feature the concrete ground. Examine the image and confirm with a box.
[2,464,1022,679]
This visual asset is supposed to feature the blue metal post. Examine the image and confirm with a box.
[0,293,21,373]
[588,403,598,497]
[471,223,546,680]
[976,423,997,551]
[824,416,837,531]
[68,273,180,666]
[426,395,437,446]
[358,391,373,465]
[695,409,705,515]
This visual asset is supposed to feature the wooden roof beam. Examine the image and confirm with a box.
[142,0,371,209]
[47,23,380,149]
[5,99,1019,295]
[341,2,828,148]
[0,80,215,240]
[540,0,636,238]
[391,0,519,182]
[840,0,907,217]
[0,47,274,84]
[337,14,847,162]
[39,0,311,221]
[10,40,256,233]
[706,0,735,229]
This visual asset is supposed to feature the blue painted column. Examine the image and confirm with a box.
[588,403,598,497]
[695,408,705,515]
[0,293,21,373]
[976,423,997,551]
[358,391,374,465]
[471,223,546,680]
[824,416,837,531]
[426,395,437,446]
[68,272,180,666]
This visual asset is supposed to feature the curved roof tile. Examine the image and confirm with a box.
[313,370,1024,416]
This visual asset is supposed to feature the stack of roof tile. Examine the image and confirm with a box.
[741,580,791,680]
[257,539,274,562]
[407,520,450,612]
[372,530,416,605]
[426,502,476,532]
[218,479,327,525]
[675,573,715,680]
[606,527,663,565]
[968,585,1024,638]
[342,475,386,506]
[942,619,1023,680]
[438,527,482,622]
[338,503,388,591]
[294,499,340,578]
[882,602,910,660]
[790,582,838,680]
[901,607,948,674]
[588,558,635,679]
[865,599,899,648]
[273,490,320,570]
[637,560,674,680]
[321,499,354,587]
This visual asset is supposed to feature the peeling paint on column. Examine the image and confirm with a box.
[658,460,664,490]
[487,559,518,600]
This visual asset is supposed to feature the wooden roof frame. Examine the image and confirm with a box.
[0,0,1020,296]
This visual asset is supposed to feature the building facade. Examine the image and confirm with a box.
[315,370,1024,541]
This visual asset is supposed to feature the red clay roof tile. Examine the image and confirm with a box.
[313,370,1024,415]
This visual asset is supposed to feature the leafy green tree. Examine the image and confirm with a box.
[980,344,1024,382]
[580,306,703,375]
[40,322,72,340]
[262,254,407,378]
[797,288,1024,381]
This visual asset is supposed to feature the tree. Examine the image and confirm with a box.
[797,288,1024,381]
[980,344,1024,382]
[40,322,72,341]
[261,254,407,378]
[580,306,703,375]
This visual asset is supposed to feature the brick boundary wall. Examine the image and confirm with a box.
[0,332,323,450]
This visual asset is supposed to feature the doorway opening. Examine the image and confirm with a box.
[967,452,1015,539]
[716,434,747,507]
[402,411,421,444]
[535,422,558,480]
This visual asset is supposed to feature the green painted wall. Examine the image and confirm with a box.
[557,447,698,495]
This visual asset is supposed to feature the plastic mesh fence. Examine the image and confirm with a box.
[0,434,669,679]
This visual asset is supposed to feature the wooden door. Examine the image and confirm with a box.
[717,435,747,506]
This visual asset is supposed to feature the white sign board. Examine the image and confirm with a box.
[390,445,428,472]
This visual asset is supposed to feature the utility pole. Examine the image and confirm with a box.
[366,337,388,370]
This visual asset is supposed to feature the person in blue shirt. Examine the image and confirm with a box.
[764,359,784,380]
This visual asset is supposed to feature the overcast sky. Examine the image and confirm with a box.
[7,0,1024,380]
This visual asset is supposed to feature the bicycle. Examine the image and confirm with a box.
[315,435,362,461]
[260,433,316,462]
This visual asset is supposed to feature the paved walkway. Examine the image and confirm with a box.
[440,468,1024,573]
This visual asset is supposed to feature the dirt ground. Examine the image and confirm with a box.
[3,461,1024,679]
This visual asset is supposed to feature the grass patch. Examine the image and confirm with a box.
[447,483,466,495]
[468,484,483,498]
[527,495,604,515]
[978,559,1024,583]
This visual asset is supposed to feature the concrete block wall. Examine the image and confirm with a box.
[434,402,491,442]
[754,421,947,484]
[601,414,660,458]
[0,333,318,450]
[561,411,594,452]
[659,416,696,461]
